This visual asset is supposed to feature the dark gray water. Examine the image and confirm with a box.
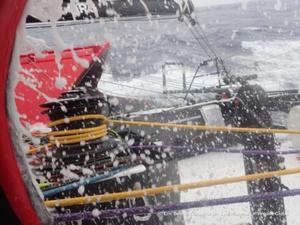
[26,0,300,90]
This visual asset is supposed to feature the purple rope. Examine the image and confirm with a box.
[209,149,300,156]
[129,145,300,155]
[54,188,300,222]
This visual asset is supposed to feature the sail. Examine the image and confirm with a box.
[26,0,195,22]
[94,0,194,17]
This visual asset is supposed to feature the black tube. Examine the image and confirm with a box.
[235,84,287,225]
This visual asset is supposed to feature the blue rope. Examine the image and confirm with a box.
[43,166,129,198]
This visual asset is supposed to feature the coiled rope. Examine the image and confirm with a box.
[27,115,108,154]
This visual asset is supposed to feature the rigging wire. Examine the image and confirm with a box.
[192,15,229,75]
[184,62,202,100]
[102,70,203,91]
[100,79,179,97]
[183,19,214,59]
[181,14,233,100]
[182,18,220,100]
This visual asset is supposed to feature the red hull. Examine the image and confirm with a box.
[16,43,109,125]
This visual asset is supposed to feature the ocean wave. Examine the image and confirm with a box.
[158,33,189,45]
[242,40,300,57]
[233,40,300,91]
[242,26,264,32]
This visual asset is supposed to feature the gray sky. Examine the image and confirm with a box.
[193,0,251,7]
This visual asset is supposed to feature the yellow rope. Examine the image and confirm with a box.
[26,143,52,155]
[49,126,102,136]
[108,119,300,135]
[108,129,122,139]
[49,127,107,142]
[44,166,300,208]
[27,114,300,155]
[49,130,107,145]
[38,182,53,189]
[47,114,108,127]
